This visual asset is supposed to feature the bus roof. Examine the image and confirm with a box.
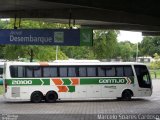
[0,62,5,66]
[5,61,146,66]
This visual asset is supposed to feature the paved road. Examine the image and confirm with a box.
[0,80,160,120]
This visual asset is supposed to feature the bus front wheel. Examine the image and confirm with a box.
[45,91,58,103]
[121,90,133,101]
[31,91,43,103]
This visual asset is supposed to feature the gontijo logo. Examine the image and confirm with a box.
[99,79,125,84]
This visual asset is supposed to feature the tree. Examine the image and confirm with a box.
[60,46,95,59]
[116,41,137,61]
[119,42,132,61]
[139,36,160,57]
[3,45,68,61]
[93,30,118,59]
[35,46,68,61]
[150,53,160,69]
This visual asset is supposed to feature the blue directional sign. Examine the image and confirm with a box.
[0,29,93,46]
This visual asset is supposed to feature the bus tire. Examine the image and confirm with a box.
[45,91,58,103]
[116,97,122,101]
[31,91,43,103]
[122,90,133,101]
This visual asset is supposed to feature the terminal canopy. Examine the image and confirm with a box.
[0,0,160,35]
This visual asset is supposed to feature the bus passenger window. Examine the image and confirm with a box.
[43,67,58,77]
[34,67,41,77]
[124,66,133,77]
[26,67,33,77]
[87,67,96,77]
[106,67,115,77]
[116,67,124,77]
[98,67,105,77]
[68,67,76,77]
[18,66,24,77]
[59,67,67,77]
[10,66,18,77]
[79,67,86,77]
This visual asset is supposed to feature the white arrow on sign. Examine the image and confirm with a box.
[40,79,44,85]
[126,78,132,84]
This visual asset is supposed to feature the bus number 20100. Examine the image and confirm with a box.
[12,80,32,85]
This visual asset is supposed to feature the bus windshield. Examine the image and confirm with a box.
[134,65,151,88]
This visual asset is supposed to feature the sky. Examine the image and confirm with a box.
[117,30,143,43]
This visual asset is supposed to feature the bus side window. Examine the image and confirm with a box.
[43,67,58,77]
[18,66,24,78]
[106,67,116,77]
[98,67,105,77]
[87,67,96,77]
[59,67,67,77]
[25,67,33,77]
[79,67,87,77]
[68,67,76,77]
[10,66,18,78]
[34,67,42,77]
[116,66,124,77]
[124,66,133,77]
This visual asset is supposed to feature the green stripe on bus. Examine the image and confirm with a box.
[62,79,71,85]
[6,79,50,86]
[68,86,75,92]
[80,78,134,84]
[6,77,134,86]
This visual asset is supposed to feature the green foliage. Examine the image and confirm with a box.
[3,45,68,61]
[150,69,160,79]
[116,41,136,61]
[4,19,69,29]
[36,46,68,61]
[93,30,118,59]
[150,53,160,69]
[0,20,8,29]
[3,45,27,60]
[139,36,160,57]
[60,46,95,59]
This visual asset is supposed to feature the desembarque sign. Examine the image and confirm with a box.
[0,29,93,46]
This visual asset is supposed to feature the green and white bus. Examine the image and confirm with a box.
[3,61,152,103]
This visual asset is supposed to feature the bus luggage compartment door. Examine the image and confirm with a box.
[11,87,20,97]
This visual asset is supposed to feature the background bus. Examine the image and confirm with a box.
[3,61,152,103]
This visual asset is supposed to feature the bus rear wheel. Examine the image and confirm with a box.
[31,91,43,103]
[45,91,58,103]
[122,90,132,101]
